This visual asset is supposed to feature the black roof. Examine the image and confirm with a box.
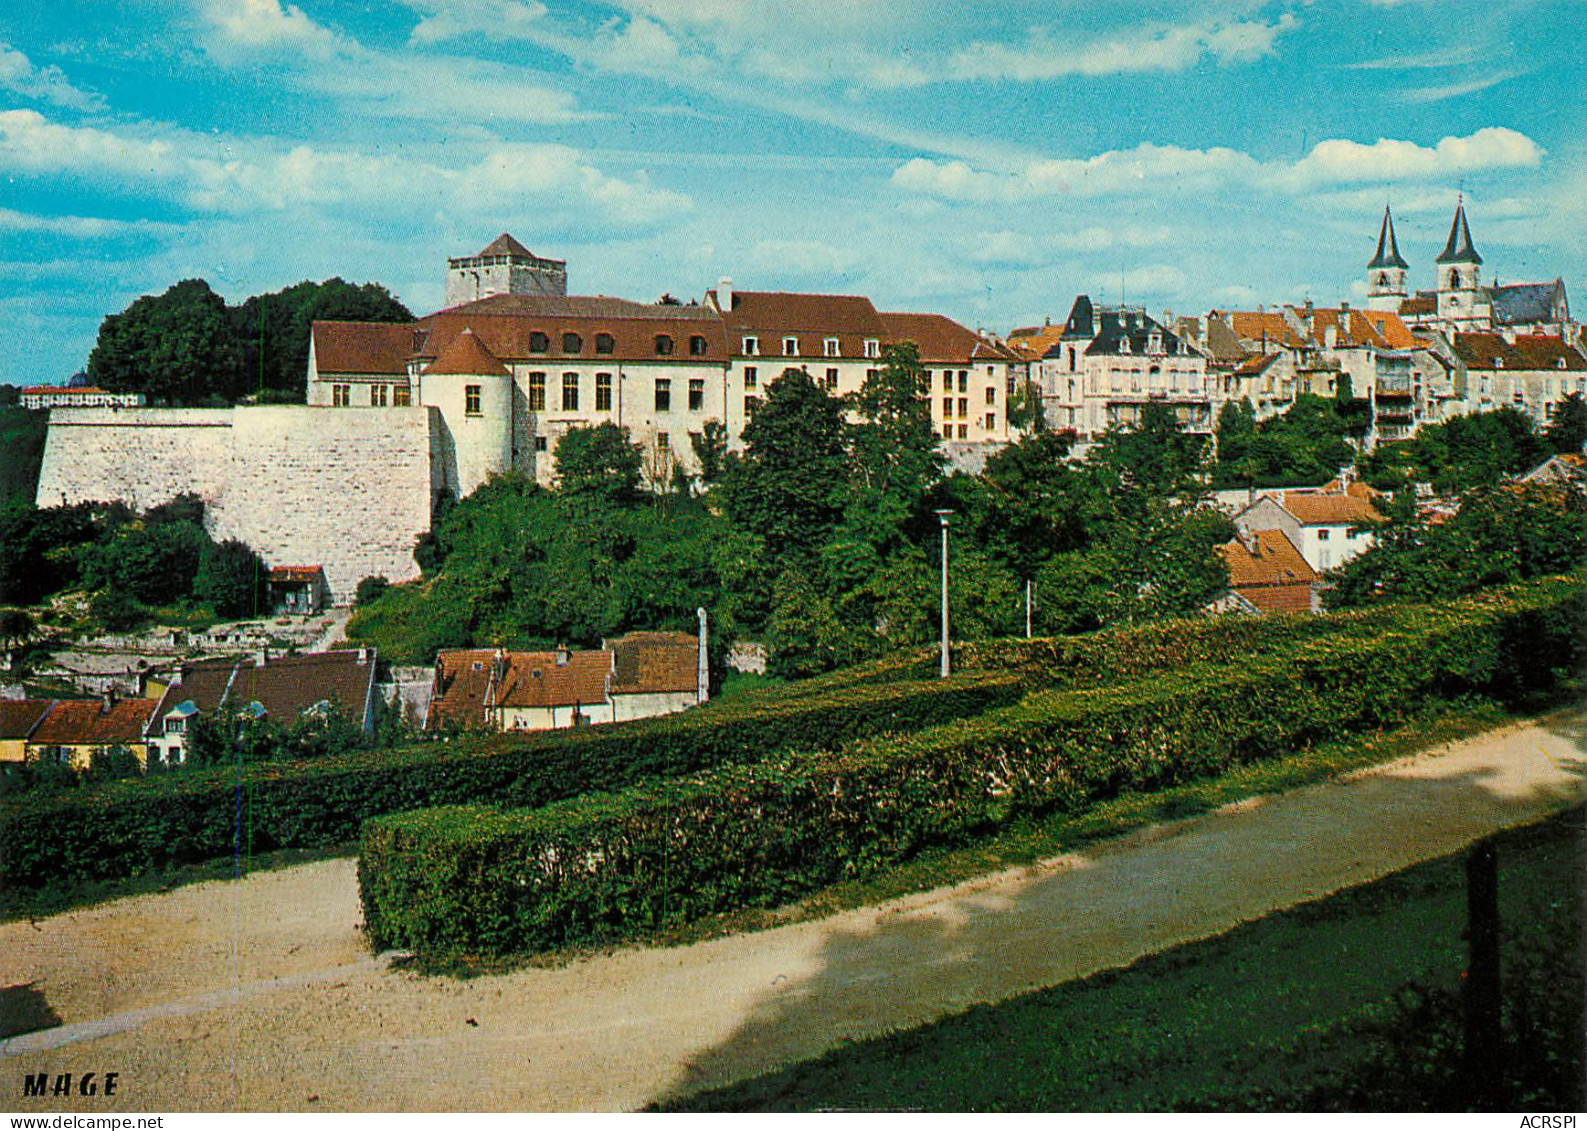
[1368,206,1409,270]
[1436,201,1482,266]
[1085,309,1186,357]
[1491,280,1567,326]
[1061,294,1095,339]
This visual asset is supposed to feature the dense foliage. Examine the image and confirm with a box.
[0,404,48,510]
[1360,408,1550,494]
[0,495,264,623]
[1326,484,1587,608]
[0,666,1022,899]
[358,574,1585,958]
[351,365,1233,674]
[87,277,410,405]
[1212,394,1359,488]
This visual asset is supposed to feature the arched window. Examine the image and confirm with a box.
[655,335,674,356]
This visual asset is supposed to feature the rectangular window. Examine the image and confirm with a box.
[825,367,838,391]
[745,394,760,415]
[533,435,547,452]
[1317,529,1331,541]
[655,335,674,356]
[942,372,952,392]
[824,337,840,357]
[742,336,759,356]
[332,384,350,407]
[984,387,996,405]
[528,372,546,412]
[744,365,758,389]
[942,424,953,439]
[657,431,670,452]
[942,397,952,418]
[562,372,579,412]
[867,368,879,382]
[688,378,704,411]
[958,371,968,392]
[370,384,388,407]
[465,385,482,416]
[985,413,996,430]
[596,333,614,355]
[957,397,968,418]
[957,424,968,439]
[393,385,411,407]
[595,372,612,412]
[689,335,709,357]
[655,378,671,412]
[783,336,798,356]
[865,339,880,359]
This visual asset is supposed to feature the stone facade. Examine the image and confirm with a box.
[36,406,438,604]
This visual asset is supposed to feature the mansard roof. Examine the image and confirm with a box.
[1060,294,1095,339]
[1490,279,1568,326]
[414,308,728,364]
[424,326,511,377]
[1084,308,1186,356]
[1368,206,1410,270]
[1436,201,1482,265]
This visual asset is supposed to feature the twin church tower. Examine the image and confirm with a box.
[1366,198,1488,331]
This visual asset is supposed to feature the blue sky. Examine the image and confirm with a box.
[2,0,1583,386]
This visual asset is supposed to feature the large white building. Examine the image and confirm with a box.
[309,236,1029,498]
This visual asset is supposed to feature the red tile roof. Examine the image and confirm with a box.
[311,321,413,376]
[609,632,699,696]
[477,232,537,259]
[1399,295,1436,317]
[30,699,159,747]
[493,650,612,710]
[148,650,377,731]
[1223,311,1307,349]
[268,565,324,584]
[1280,492,1386,526]
[415,308,726,366]
[20,386,121,396]
[1452,333,1587,372]
[0,699,54,740]
[1219,530,1320,588]
[880,312,1020,364]
[423,327,510,377]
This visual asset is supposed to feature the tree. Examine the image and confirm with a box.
[765,570,862,678]
[1545,393,1587,455]
[720,369,849,573]
[233,279,411,403]
[845,342,943,510]
[1089,402,1210,498]
[969,430,1090,582]
[555,423,644,507]
[690,420,729,486]
[355,576,390,606]
[0,608,33,651]
[194,539,266,619]
[87,279,243,405]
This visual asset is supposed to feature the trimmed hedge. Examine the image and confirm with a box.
[0,669,1021,901]
[359,576,1586,958]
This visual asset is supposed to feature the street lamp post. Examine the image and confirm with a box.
[935,509,953,678]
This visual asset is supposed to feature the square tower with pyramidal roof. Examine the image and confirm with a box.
[444,233,567,307]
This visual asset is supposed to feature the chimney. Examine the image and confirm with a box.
[696,607,710,706]
[555,648,570,667]
[717,276,733,312]
[254,647,268,669]
[101,688,115,714]
[357,646,369,666]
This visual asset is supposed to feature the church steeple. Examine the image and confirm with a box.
[1435,197,1482,265]
[1366,204,1408,312]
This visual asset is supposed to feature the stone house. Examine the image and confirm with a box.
[1233,489,1385,574]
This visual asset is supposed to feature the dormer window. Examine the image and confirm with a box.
[655,334,674,356]
[864,339,880,358]
[595,333,615,355]
[529,331,549,353]
[562,332,582,354]
[824,337,840,357]
[1149,333,1163,354]
[1119,337,1131,355]
[783,336,798,356]
[689,335,709,356]
[742,335,759,356]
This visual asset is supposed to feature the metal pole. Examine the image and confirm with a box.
[936,509,953,678]
[1026,578,1032,639]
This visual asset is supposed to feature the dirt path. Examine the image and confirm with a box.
[4,709,1584,1112]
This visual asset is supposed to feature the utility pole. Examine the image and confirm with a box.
[1026,578,1033,639]
[936,509,953,678]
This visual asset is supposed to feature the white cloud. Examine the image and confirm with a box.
[1395,69,1527,104]
[0,42,105,111]
[0,207,181,238]
[193,0,340,61]
[0,110,178,180]
[894,128,1546,202]
[749,238,862,276]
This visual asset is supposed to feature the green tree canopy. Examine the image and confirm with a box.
[554,423,644,508]
[234,278,412,402]
[88,279,243,405]
[1544,393,1587,455]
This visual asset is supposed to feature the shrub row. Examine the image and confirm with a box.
[359,576,1585,958]
[0,668,1021,900]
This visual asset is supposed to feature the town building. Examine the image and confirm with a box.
[143,648,380,764]
[267,565,329,615]
[21,695,160,770]
[1214,529,1323,614]
[0,700,56,764]
[426,628,707,733]
[20,386,144,410]
[1446,332,1587,430]
[1233,488,1385,574]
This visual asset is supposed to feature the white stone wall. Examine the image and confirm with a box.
[37,406,438,604]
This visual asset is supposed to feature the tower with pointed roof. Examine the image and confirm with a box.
[1435,197,1488,331]
[1366,205,1409,313]
[444,233,568,308]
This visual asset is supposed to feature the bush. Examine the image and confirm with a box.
[358,576,1585,957]
[0,669,1023,900]
[355,576,389,607]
